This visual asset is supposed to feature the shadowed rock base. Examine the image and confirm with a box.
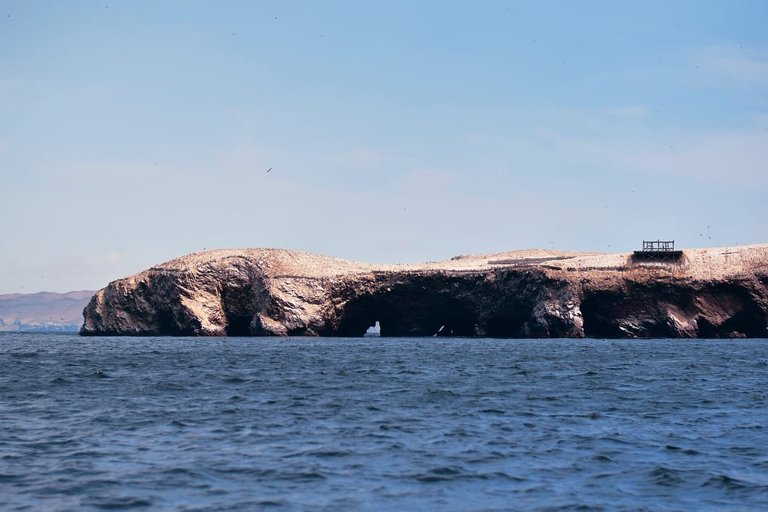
[81,246,768,338]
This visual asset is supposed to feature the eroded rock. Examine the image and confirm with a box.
[81,245,768,338]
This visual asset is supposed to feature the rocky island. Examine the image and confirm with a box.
[81,245,768,338]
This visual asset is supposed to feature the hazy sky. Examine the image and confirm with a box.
[1,0,767,294]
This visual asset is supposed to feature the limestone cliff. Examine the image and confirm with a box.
[81,245,768,338]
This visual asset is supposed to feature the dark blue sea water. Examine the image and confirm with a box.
[1,334,767,511]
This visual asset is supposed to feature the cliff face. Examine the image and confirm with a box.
[81,245,768,338]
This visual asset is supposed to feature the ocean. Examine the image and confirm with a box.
[1,333,767,510]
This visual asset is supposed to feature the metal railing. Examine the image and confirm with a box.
[641,240,675,252]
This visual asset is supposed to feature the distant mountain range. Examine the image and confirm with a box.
[0,291,95,332]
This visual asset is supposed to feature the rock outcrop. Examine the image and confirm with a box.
[81,245,768,338]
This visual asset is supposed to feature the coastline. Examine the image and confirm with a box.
[80,244,768,339]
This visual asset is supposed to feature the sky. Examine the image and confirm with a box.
[1,0,767,294]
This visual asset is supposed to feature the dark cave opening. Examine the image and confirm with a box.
[580,293,628,338]
[697,306,767,338]
[332,291,480,337]
[581,285,768,338]
[220,285,256,337]
[331,296,388,337]
[432,312,477,337]
[581,295,679,338]
[484,314,529,338]
[225,315,252,336]
[155,309,184,336]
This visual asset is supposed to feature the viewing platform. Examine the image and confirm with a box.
[632,240,683,262]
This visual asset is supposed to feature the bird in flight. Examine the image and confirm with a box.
[267,167,272,173]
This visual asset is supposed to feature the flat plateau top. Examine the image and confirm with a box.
[138,244,768,283]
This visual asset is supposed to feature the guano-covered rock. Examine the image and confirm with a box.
[81,245,768,338]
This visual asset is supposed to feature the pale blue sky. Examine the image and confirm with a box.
[1,0,767,293]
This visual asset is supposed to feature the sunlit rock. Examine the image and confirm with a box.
[81,245,768,338]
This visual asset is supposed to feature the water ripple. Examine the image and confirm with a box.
[1,334,767,510]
